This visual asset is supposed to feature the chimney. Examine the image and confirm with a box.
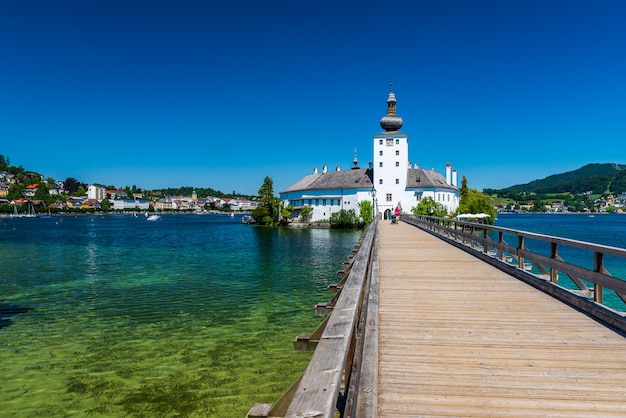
[452,169,458,187]
[446,163,451,185]
[322,165,327,174]
[314,167,318,174]
[336,166,340,171]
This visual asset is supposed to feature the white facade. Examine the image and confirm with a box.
[373,132,410,216]
[285,188,373,222]
[111,199,150,211]
[88,185,106,201]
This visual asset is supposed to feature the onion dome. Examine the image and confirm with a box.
[379,87,403,131]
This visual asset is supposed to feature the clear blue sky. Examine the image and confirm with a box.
[2,0,625,195]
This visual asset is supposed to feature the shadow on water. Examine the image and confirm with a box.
[0,302,32,330]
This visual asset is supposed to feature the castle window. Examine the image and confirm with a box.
[379,139,383,145]
[386,193,392,202]
[395,179,399,184]
[379,150,383,156]
[379,179,383,185]
[395,161,399,167]
[386,138,393,146]
[379,162,383,167]
[395,139,399,145]
[396,150,399,155]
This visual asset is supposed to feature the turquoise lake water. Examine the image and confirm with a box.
[0,214,361,417]
[493,213,626,311]
[2,213,625,417]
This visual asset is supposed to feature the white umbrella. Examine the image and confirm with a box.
[457,213,490,219]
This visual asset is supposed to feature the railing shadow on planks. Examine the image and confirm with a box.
[403,214,626,335]
[248,219,379,418]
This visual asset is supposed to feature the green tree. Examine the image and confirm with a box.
[75,185,86,196]
[101,198,111,211]
[329,209,360,229]
[460,176,470,202]
[412,197,448,217]
[358,200,374,226]
[64,177,80,194]
[530,200,547,213]
[280,204,293,225]
[34,182,50,202]
[457,187,498,224]
[253,176,279,225]
[8,183,24,200]
[0,154,10,171]
[252,205,272,225]
[299,205,313,222]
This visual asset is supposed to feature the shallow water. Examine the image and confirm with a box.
[0,214,361,417]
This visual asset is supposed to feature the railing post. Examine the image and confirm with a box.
[483,228,488,254]
[498,231,504,261]
[517,235,525,270]
[550,242,558,284]
[594,251,604,304]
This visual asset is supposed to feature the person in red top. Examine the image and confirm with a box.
[394,206,401,221]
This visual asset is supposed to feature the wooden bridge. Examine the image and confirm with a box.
[249,216,626,417]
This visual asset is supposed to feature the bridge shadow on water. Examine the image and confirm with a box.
[0,302,33,330]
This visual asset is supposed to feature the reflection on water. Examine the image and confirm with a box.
[0,215,361,417]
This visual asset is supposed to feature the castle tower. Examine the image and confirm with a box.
[373,85,409,214]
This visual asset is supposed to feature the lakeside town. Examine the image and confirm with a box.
[0,169,258,216]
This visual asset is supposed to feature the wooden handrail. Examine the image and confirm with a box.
[248,220,379,418]
[403,214,626,334]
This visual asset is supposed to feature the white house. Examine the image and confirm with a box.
[280,88,459,222]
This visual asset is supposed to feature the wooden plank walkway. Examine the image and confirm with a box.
[377,221,626,417]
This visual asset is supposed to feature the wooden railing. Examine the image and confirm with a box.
[403,214,626,334]
[248,219,379,418]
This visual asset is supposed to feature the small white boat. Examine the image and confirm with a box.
[145,211,161,221]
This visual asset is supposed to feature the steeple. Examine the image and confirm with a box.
[352,148,360,169]
[379,83,403,132]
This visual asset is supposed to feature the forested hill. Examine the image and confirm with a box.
[484,163,626,195]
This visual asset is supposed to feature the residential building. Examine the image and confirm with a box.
[0,182,9,197]
[23,184,39,198]
[88,184,107,201]
[111,199,150,211]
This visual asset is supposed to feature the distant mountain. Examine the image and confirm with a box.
[487,163,626,195]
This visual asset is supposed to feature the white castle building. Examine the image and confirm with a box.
[279,88,460,222]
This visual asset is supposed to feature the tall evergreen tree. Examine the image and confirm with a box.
[253,176,279,225]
